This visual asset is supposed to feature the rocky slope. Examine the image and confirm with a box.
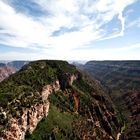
[120,92,140,140]
[83,61,140,95]
[0,60,122,140]
[82,61,140,140]
[0,65,16,82]
[0,61,29,82]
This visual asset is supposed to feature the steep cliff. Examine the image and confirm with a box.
[0,61,28,82]
[120,92,140,140]
[0,60,122,140]
[82,61,140,140]
[0,66,16,82]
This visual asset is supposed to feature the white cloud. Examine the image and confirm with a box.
[0,0,49,48]
[0,42,140,61]
[0,51,39,60]
[0,0,138,60]
[99,0,137,40]
[69,43,140,60]
[126,17,140,28]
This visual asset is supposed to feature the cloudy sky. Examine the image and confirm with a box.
[0,0,140,60]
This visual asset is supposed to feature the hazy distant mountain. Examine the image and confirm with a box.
[7,61,29,70]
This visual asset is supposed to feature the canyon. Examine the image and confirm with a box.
[0,60,139,140]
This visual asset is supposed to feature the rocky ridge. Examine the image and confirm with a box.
[0,66,16,82]
[0,60,122,140]
[0,72,77,140]
[120,92,140,140]
[0,79,61,140]
[82,61,140,140]
[0,61,29,83]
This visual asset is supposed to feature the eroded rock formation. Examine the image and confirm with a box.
[0,66,16,82]
[1,82,57,140]
[0,75,75,140]
[0,60,122,140]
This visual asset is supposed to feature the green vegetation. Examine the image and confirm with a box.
[0,60,77,108]
[25,70,121,140]
[25,105,79,140]
[0,60,77,133]
[0,60,122,140]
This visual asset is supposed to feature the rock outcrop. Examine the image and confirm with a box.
[1,103,49,140]
[0,66,16,82]
[0,74,76,140]
[0,61,29,82]
[0,80,60,140]
[120,92,140,140]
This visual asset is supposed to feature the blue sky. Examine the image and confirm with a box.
[0,0,140,60]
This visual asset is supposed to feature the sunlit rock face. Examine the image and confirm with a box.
[0,61,29,82]
[1,103,49,140]
[1,81,61,140]
[0,66,16,82]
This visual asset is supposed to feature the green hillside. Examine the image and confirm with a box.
[0,60,122,140]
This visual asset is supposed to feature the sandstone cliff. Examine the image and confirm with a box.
[0,66,16,82]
